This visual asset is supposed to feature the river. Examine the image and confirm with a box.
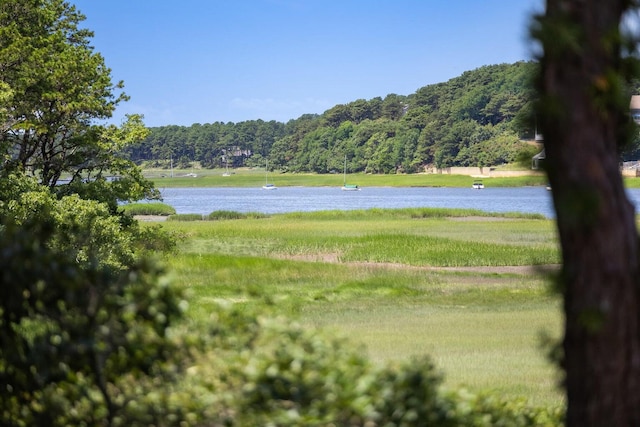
[155,186,555,217]
[155,186,640,218]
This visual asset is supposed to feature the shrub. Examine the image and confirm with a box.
[120,202,176,216]
[132,223,178,252]
[373,357,455,426]
[443,389,564,426]
[0,218,191,426]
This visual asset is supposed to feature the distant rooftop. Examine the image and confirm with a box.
[631,96,640,124]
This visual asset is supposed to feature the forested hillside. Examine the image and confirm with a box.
[127,62,541,173]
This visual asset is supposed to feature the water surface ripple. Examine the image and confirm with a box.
[157,186,566,217]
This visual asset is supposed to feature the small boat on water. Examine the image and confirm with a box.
[341,155,360,191]
[472,180,484,189]
[342,183,360,191]
[262,159,277,190]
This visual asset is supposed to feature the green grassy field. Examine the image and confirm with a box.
[157,208,565,409]
[144,165,640,188]
[145,166,549,188]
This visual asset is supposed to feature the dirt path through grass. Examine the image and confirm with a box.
[277,253,560,275]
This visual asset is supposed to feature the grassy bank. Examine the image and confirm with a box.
[157,208,564,408]
[145,166,640,188]
[145,167,550,188]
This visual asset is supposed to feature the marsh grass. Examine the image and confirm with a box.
[120,202,176,216]
[159,208,564,407]
[305,304,562,407]
[206,210,269,220]
[338,233,556,266]
[165,209,559,266]
[167,213,204,221]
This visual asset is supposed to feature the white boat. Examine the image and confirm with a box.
[341,155,360,191]
[472,180,484,189]
[262,159,277,190]
[342,184,360,191]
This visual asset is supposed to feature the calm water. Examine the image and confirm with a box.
[157,186,558,217]
[156,186,640,218]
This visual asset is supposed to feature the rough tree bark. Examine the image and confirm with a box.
[534,0,640,425]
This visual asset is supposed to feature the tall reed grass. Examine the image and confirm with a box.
[157,208,564,407]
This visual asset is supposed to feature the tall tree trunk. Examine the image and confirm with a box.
[535,1,640,425]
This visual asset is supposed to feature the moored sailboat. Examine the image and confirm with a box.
[341,155,360,191]
[262,159,277,190]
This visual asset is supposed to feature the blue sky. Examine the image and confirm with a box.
[73,1,542,127]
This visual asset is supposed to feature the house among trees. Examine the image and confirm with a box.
[535,96,640,172]
[532,147,545,170]
[630,95,640,123]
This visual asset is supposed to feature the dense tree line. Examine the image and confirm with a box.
[128,62,540,173]
[125,120,287,170]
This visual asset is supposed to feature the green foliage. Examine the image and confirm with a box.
[372,357,453,426]
[133,224,178,253]
[0,80,11,131]
[0,217,190,426]
[120,202,177,216]
[0,172,182,426]
[0,172,174,270]
[127,120,286,170]
[228,315,379,425]
[52,194,138,269]
[132,62,539,173]
[444,390,563,426]
[0,0,157,209]
[0,173,55,223]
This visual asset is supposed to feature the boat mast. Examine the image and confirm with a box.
[343,155,347,185]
